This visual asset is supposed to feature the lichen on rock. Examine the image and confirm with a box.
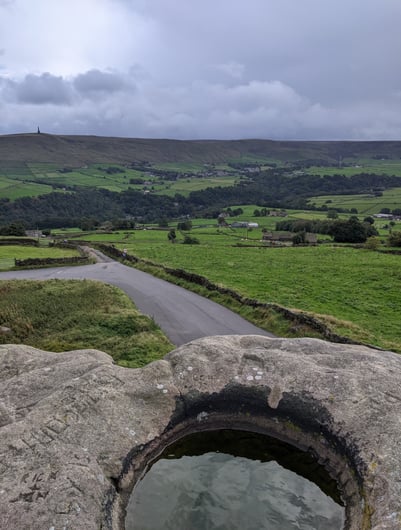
[0,336,400,529]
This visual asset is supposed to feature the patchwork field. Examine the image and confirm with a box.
[2,140,401,205]
[0,161,238,200]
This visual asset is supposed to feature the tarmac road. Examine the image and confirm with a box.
[0,253,273,346]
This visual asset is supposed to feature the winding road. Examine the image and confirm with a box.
[0,251,272,346]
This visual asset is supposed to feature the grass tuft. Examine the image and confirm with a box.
[0,279,173,367]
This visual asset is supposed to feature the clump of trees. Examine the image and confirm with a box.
[365,237,380,250]
[326,209,339,219]
[79,217,101,231]
[276,216,378,243]
[292,232,307,245]
[380,208,401,215]
[0,222,26,236]
[224,207,244,216]
[111,218,135,230]
[253,207,270,217]
[329,217,376,243]
[177,220,192,231]
[276,218,332,234]
[387,231,401,247]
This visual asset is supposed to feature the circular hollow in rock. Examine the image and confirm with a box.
[124,428,347,530]
[114,398,364,529]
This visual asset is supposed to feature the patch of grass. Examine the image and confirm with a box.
[0,279,173,367]
[0,180,55,200]
[309,188,401,215]
[0,244,81,270]
[152,175,238,197]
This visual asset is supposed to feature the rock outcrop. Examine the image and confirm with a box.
[1,336,401,529]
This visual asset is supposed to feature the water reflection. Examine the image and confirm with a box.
[125,430,345,530]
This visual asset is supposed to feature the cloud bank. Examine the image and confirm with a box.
[0,0,400,139]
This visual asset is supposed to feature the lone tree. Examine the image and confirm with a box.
[388,231,401,247]
[167,229,176,243]
[327,209,339,219]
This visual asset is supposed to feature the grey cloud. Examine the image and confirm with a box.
[1,69,131,108]
[118,0,401,107]
[12,73,73,105]
[74,69,128,96]
[213,62,244,80]
[2,72,401,140]
[1,0,401,139]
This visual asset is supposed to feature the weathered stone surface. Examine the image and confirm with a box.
[0,336,401,529]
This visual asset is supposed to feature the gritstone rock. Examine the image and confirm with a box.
[0,336,400,529]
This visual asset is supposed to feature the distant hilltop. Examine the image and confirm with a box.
[1,132,401,166]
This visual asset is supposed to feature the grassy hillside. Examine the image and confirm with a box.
[2,133,401,166]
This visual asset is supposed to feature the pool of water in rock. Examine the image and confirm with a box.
[125,430,345,530]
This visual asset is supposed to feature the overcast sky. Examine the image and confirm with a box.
[0,0,400,140]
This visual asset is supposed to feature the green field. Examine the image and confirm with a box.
[152,175,238,197]
[309,188,401,215]
[0,180,55,200]
[308,160,401,177]
[0,245,80,270]
[0,161,57,199]
[0,279,172,367]
[79,229,401,353]
[153,162,206,173]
